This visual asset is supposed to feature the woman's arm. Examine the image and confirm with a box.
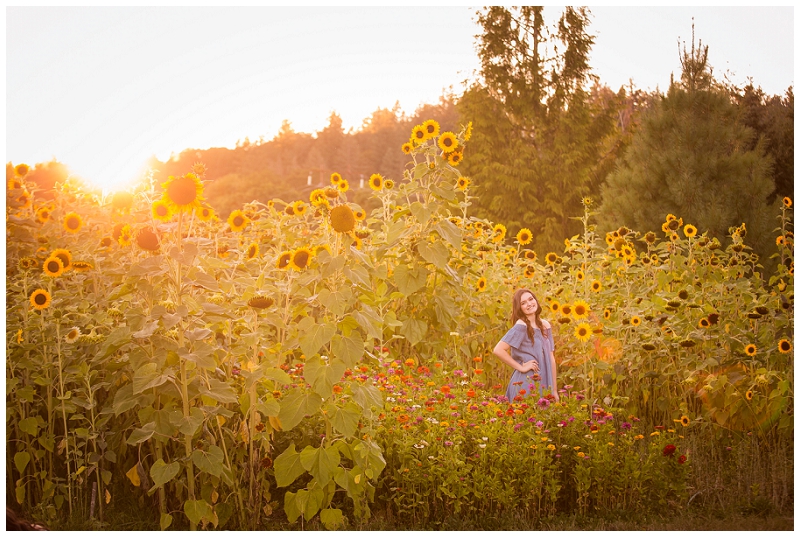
[549,351,559,401]
[493,341,538,373]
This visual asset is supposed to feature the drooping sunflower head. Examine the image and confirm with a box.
[72,261,93,272]
[245,242,259,260]
[463,121,473,141]
[30,288,51,310]
[574,322,591,343]
[136,228,160,251]
[516,228,533,246]
[422,119,440,138]
[369,173,384,191]
[290,247,313,271]
[227,210,250,232]
[315,244,332,258]
[330,205,356,233]
[248,295,275,309]
[162,173,204,212]
[152,199,173,222]
[437,132,458,153]
[63,212,83,234]
[276,250,292,269]
[43,256,65,278]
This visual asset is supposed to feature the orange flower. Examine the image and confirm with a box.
[440,385,451,393]
[474,369,484,375]
[467,389,476,397]
[332,385,343,394]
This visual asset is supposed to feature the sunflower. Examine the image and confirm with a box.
[745,390,754,401]
[330,205,356,233]
[437,132,458,153]
[228,210,250,232]
[783,197,792,208]
[698,317,710,328]
[43,256,65,277]
[30,288,51,310]
[276,250,292,269]
[15,163,30,177]
[573,300,590,319]
[462,121,473,142]
[575,270,585,282]
[548,300,560,313]
[284,204,295,217]
[778,339,792,354]
[680,415,690,427]
[492,224,507,243]
[49,249,72,272]
[515,228,533,246]
[411,125,426,143]
[330,172,342,185]
[72,261,93,272]
[545,252,558,266]
[290,247,313,271]
[744,344,757,356]
[135,228,160,251]
[422,119,440,139]
[456,176,470,191]
[292,200,308,216]
[99,237,113,249]
[151,200,173,222]
[35,206,51,224]
[8,178,23,190]
[64,327,81,344]
[524,266,535,278]
[338,179,350,193]
[401,142,413,154]
[476,277,487,292]
[603,308,612,320]
[591,280,602,293]
[246,242,259,260]
[63,212,83,234]
[683,224,697,238]
[447,151,463,166]
[196,205,215,222]
[315,244,332,257]
[630,316,642,326]
[574,322,592,343]
[161,173,204,213]
[524,250,537,262]
[369,173,384,191]
[117,224,133,247]
[248,295,275,309]
[560,304,572,317]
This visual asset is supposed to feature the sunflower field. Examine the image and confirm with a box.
[5,121,794,530]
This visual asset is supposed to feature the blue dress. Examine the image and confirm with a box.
[501,321,555,401]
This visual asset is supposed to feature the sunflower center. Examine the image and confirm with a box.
[293,251,310,269]
[66,216,80,230]
[233,216,244,227]
[46,260,60,273]
[34,293,47,305]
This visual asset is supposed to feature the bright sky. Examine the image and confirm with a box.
[7,6,794,192]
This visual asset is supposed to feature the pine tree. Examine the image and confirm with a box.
[459,6,622,255]
[598,31,779,268]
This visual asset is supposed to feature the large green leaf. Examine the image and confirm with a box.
[274,443,306,487]
[417,240,450,270]
[18,417,39,436]
[409,201,431,224]
[198,378,238,404]
[283,491,302,523]
[299,445,341,487]
[299,323,336,358]
[330,333,364,367]
[126,421,156,445]
[295,486,325,521]
[191,445,224,477]
[393,264,428,296]
[320,508,344,530]
[277,390,323,431]
[303,356,346,398]
[351,384,383,417]
[14,452,30,473]
[150,458,181,488]
[329,401,361,438]
[184,499,212,526]
[400,317,428,346]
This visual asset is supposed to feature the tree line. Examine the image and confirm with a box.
[16,7,793,271]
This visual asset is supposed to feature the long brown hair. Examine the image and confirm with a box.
[511,288,545,345]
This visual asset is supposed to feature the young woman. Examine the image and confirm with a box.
[493,288,558,402]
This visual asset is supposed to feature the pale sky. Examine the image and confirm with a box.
[6,6,795,191]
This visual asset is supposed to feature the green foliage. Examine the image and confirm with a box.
[598,34,781,271]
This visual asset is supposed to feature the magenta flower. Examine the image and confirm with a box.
[621,421,632,430]
[537,398,550,409]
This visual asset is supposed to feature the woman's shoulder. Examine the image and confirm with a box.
[541,319,551,330]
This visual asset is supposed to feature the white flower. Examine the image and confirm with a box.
[428,456,435,460]
[413,444,426,449]
[386,397,395,402]
[482,437,488,441]
[478,444,487,449]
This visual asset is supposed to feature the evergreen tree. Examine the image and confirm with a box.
[459,6,622,255]
[598,33,779,268]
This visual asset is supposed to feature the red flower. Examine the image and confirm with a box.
[663,444,677,457]
[519,389,527,396]
[678,455,687,464]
